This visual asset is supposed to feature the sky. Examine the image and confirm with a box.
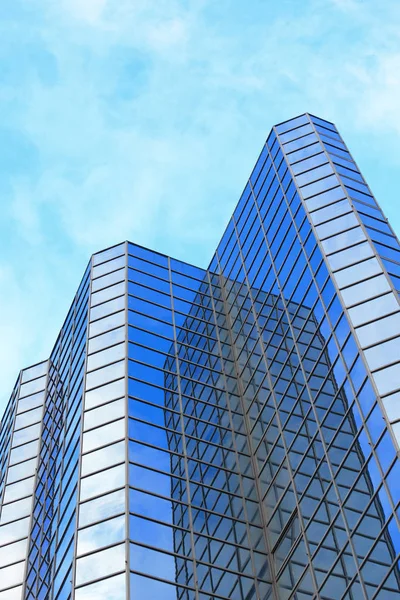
[1,0,400,413]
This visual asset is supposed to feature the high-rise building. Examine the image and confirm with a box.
[1,113,400,600]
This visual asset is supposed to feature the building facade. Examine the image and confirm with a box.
[1,113,400,600]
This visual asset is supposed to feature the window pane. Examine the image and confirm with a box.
[75,543,125,585]
[79,489,125,528]
[84,399,125,431]
[296,163,334,187]
[19,376,47,398]
[9,440,39,465]
[356,313,400,347]
[130,515,175,552]
[130,543,193,582]
[85,361,125,390]
[128,244,168,267]
[80,464,125,501]
[310,199,352,225]
[382,393,400,423]
[93,244,125,266]
[0,539,27,568]
[90,297,125,322]
[373,363,400,396]
[92,256,125,279]
[334,258,382,289]
[316,212,358,239]
[75,574,126,600]
[91,282,125,307]
[77,515,125,555]
[87,344,125,372]
[329,242,374,271]
[89,312,125,338]
[305,186,345,211]
[392,422,400,446]
[3,477,35,503]
[0,517,30,545]
[322,227,366,254]
[340,275,390,307]
[276,114,309,134]
[12,423,41,447]
[14,407,42,430]
[21,362,47,383]
[0,560,25,589]
[129,488,175,525]
[88,327,125,355]
[92,270,125,293]
[16,391,45,414]
[279,123,313,144]
[348,294,399,327]
[291,152,327,175]
[364,339,400,371]
[130,573,195,600]
[0,586,23,600]
[83,419,125,453]
[85,379,125,410]
[129,463,175,497]
[284,133,318,154]
[81,441,125,476]
[7,458,37,484]
[0,497,32,524]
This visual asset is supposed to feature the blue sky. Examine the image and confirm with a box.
[1,0,400,412]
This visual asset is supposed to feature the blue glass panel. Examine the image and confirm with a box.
[2,113,400,600]
[275,114,310,134]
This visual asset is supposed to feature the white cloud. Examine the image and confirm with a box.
[62,0,108,24]
[146,18,189,50]
[10,181,44,244]
[352,53,400,134]
[329,0,362,11]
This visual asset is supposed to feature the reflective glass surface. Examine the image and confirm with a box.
[1,115,400,600]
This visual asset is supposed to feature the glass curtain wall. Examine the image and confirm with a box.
[1,114,400,600]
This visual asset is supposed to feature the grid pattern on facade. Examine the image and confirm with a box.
[209,112,400,598]
[0,362,48,600]
[0,265,90,600]
[73,244,127,600]
[1,114,400,600]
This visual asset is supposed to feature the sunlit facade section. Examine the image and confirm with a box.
[0,362,47,599]
[74,243,127,600]
[1,114,400,599]
[0,257,91,600]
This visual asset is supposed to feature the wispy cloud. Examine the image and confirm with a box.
[1,0,400,411]
[62,0,109,25]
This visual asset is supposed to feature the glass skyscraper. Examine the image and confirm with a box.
[1,112,400,600]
